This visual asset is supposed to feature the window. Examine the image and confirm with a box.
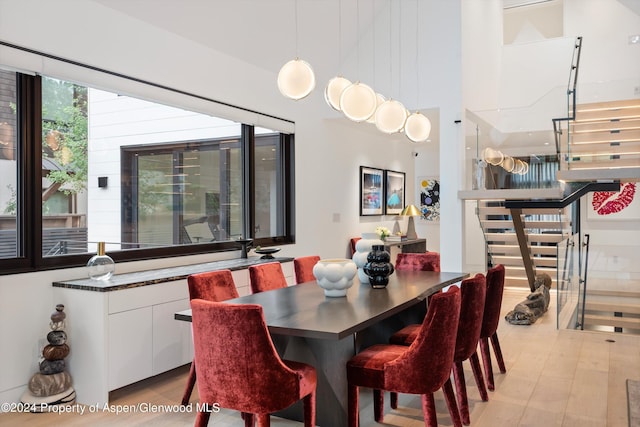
[0,72,295,273]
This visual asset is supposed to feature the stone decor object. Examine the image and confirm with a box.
[20,304,75,410]
[312,258,357,297]
[505,274,552,325]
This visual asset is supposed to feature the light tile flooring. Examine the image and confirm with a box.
[2,288,638,427]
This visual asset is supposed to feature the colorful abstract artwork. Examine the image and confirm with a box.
[418,177,440,221]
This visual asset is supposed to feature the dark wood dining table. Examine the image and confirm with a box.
[175,270,468,427]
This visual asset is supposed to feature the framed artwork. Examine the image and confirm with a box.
[417,177,440,221]
[587,182,639,220]
[360,166,384,216]
[385,170,405,215]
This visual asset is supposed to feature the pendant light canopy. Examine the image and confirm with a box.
[340,82,377,122]
[277,58,316,100]
[404,112,432,142]
[375,99,407,134]
[324,76,352,111]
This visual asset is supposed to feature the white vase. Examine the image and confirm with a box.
[312,259,357,297]
[352,233,384,284]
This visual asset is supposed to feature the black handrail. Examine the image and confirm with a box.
[579,233,591,330]
[504,181,619,210]
[553,36,583,164]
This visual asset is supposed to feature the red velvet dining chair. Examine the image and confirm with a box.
[395,252,441,272]
[182,269,240,406]
[293,255,320,284]
[249,262,288,294]
[480,264,507,391]
[190,299,317,427]
[346,286,462,427]
[390,274,488,425]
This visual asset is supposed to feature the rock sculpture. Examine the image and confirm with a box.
[20,304,76,411]
[505,274,552,325]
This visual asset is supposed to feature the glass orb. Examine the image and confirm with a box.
[482,147,504,166]
[324,76,352,111]
[366,93,386,124]
[340,82,377,122]
[277,58,316,100]
[502,156,515,172]
[375,99,407,134]
[404,112,432,142]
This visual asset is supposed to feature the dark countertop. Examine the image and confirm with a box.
[52,256,294,292]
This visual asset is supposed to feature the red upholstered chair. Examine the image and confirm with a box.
[481,264,507,391]
[390,274,488,425]
[293,255,320,284]
[347,286,462,427]
[191,300,316,427]
[395,252,441,272]
[182,270,240,406]
[249,262,288,294]
[349,237,361,257]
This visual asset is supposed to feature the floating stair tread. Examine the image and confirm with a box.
[566,158,640,170]
[585,301,640,315]
[567,141,640,155]
[583,314,640,329]
[491,255,557,267]
[478,206,566,216]
[481,220,570,229]
[570,118,640,134]
[570,128,640,144]
[485,232,567,243]
[575,99,640,112]
[488,244,558,255]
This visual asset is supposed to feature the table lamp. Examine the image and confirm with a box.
[400,204,421,240]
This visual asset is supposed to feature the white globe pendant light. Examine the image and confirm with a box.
[324,76,352,111]
[340,82,377,122]
[366,93,386,124]
[404,112,432,142]
[277,58,316,100]
[374,99,407,134]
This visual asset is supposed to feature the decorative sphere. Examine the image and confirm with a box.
[324,76,352,111]
[277,59,316,100]
[340,82,377,122]
[313,259,357,297]
[405,112,432,142]
[375,99,407,134]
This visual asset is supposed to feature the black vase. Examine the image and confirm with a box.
[363,245,395,288]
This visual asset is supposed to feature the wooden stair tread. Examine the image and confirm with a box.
[585,301,640,315]
[569,128,640,144]
[583,314,640,329]
[575,99,640,112]
[485,232,567,243]
[570,117,640,133]
[488,244,558,255]
[566,158,640,170]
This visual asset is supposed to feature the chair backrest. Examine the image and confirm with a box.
[294,255,321,284]
[481,264,506,338]
[395,252,441,272]
[190,300,301,413]
[187,269,239,302]
[385,286,461,394]
[455,273,487,362]
[249,262,287,294]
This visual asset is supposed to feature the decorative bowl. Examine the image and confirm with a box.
[254,247,281,259]
[312,258,357,297]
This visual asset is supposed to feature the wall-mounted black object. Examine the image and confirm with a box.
[98,176,108,188]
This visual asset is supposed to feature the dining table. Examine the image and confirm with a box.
[175,270,468,427]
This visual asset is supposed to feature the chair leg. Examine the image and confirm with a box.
[373,389,384,422]
[469,351,488,401]
[390,391,398,409]
[303,390,316,427]
[479,337,495,391]
[442,377,463,427]
[490,332,507,373]
[243,413,255,427]
[256,413,270,427]
[453,361,470,425]
[195,410,211,427]
[181,360,197,406]
[420,393,438,427]
[348,384,359,427]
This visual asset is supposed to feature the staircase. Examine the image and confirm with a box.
[582,289,640,335]
[478,201,570,289]
[557,98,640,182]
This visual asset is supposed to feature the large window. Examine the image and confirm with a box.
[0,72,294,273]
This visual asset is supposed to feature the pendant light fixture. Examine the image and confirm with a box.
[340,0,377,122]
[405,0,431,142]
[277,0,316,100]
[375,0,406,134]
[324,0,351,111]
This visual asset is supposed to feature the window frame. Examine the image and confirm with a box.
[0,73,295,275]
